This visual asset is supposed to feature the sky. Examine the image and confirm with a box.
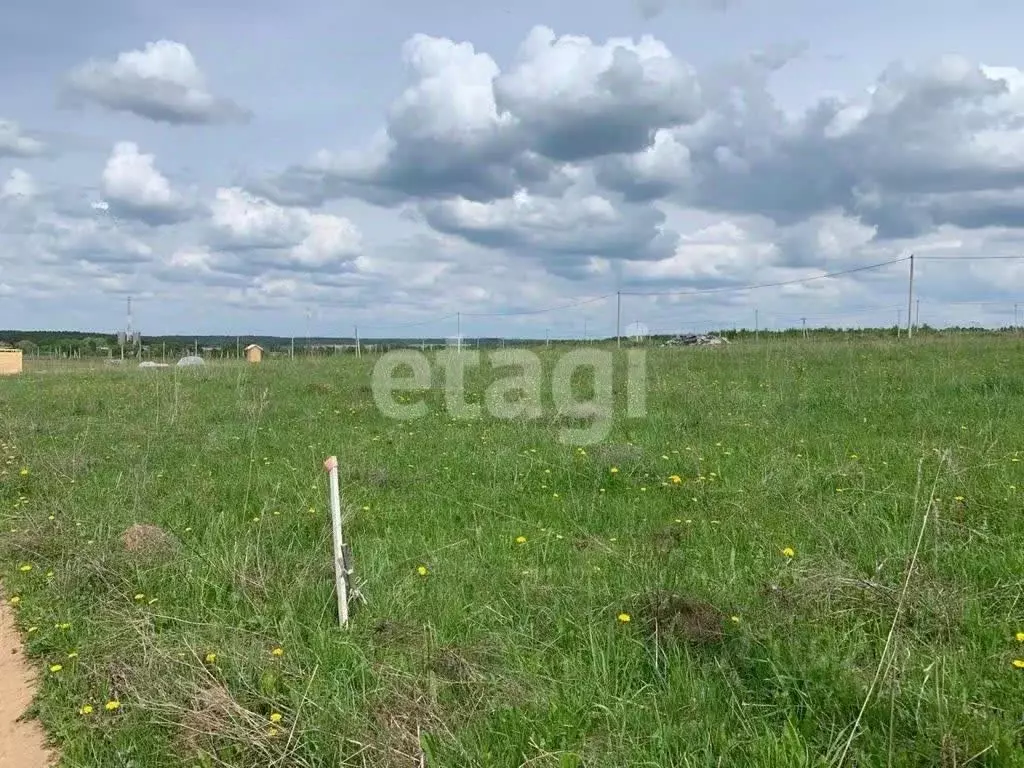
[3,0,1024,339]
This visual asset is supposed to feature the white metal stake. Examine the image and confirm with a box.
[323,456,350,627]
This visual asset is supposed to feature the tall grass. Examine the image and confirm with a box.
[1,336,1023,766]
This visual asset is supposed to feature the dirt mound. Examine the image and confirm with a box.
[122,524,180,560]
[636,590,727,645]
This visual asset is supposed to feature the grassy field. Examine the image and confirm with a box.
[2,337,1024,767]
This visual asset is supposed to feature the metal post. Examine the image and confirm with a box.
[457,313,462,353]
[755,308,759,341]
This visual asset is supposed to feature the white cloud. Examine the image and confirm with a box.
[65,40,249,124]
[208,187,361,271]
[0,120,44,158]
[1,169,37,200]
[100,142,191,225]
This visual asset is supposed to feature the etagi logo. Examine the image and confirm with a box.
[371,347,647,445]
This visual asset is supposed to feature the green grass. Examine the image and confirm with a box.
[2,337,1024,767]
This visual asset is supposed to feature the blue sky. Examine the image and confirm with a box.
[2,0,1024,339]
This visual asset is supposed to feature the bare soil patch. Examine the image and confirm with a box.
[0,596,54,768]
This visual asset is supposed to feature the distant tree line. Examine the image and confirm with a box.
[0,324,1019,359]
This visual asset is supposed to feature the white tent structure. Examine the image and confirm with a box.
[176,355,205,367]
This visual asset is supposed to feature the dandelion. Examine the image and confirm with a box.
[134,593,145,601]
[67,651,78,659]
[609,467,619,474]
[1013,659,1024,669]
[27,626,38,633]
[104,700,120,711]
[1016,632,1024,643]
[19,468,29,476]
[617,613,631,623]
[782,547,795,558]
[49,664,63,673]
[730,615,740,623]
[954,495,965,502]
[18,564,31,572]
[271,647,284,657]
[515,536,527,544]
[9,596,20,605]
[417,565,428,576]
[79,705,93,715]
[269,712,283,723]
[205,652,217,664]
[668,475,682,485]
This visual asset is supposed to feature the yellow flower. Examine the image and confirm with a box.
[67,651,78,659]
[1012,659,1024,669]
[730,615,740,623]
[19,468,29,476]
[18,564,31,572]
[49,664,63,673]
[609,467,619,474]
[79,705,93,715]
[133,593,145,601]
[782,547,795,558]
[416,565,428,576]
[205,652,217,664]
[271,647,284,657]
[269,712,283,723]
[515,536,527,544]
[1016,632,1024,643]
[104,700,120,711]
[9,595,20,605]
[617,613,631,623]
[668,475,682,484]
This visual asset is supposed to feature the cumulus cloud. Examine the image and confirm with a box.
[0,119,45,157]
[100,142,192,225]
[1,169,37,200]
[263,29,1024,260]
[262,26,704,206]
[421,185,677,269]
[207,187,362,272]
[65,40,250,125]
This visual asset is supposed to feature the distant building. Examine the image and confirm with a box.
[244,344,264,363]
[0,347,22,376]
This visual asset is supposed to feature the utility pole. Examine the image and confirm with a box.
[616,291,622,348]
[801,317,807,339]
[897,309,902,338]
[916,299,920,330]
[1015,303,1019,331]
[906,253,915,339]
[354,325,361,358]
[545,328,550,347]
[583,317,588,344]
[290,337,295,359]
[236,336,240,359]
[755,308,759,342]
[456,312,462,353]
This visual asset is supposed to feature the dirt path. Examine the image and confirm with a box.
[0,597,53,768]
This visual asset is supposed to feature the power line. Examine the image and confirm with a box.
[621,256,910,297]
[914,255,1024,261]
